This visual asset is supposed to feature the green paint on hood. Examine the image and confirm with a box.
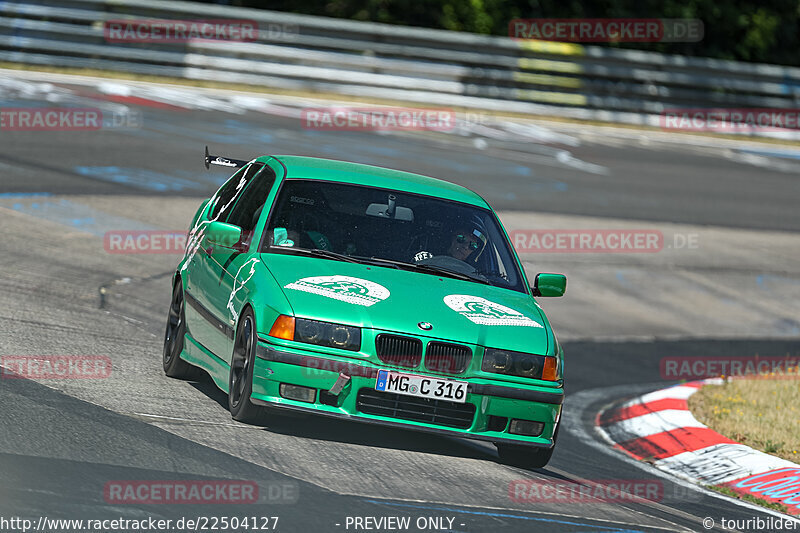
[262,253,552,355]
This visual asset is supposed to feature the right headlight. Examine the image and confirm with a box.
[482,348,558,381]
[294,318,361,351]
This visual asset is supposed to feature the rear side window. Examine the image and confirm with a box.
[225,166,277,235]
[208,163,263,221]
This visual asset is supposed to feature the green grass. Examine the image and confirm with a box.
[707,485,790,513]
[689,378,800,462]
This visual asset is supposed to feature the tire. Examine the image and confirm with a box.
[496,424,559,469]
[228,309,268,425]
[163,280,205,380]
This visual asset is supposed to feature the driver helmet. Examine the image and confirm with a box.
[449,225,488,263]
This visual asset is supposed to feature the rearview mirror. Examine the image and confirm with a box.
[206,221,242,249]
[531,273,566,297]
[366,194,414,222]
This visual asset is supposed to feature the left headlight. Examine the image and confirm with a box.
[482,348,558,381]
[294,318,361,351]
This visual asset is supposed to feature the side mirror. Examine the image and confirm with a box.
[206,221,242,249]
[531,273,566,297]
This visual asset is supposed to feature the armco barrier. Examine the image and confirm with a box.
[2,0,800,136]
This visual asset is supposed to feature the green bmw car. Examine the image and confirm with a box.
[163,148,567,468]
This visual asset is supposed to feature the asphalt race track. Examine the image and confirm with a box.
[1,70,799,533]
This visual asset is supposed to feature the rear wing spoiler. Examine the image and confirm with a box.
[204,146,249,170]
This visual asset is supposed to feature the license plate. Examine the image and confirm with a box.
[375,369,468,403]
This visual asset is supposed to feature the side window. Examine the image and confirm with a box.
[208,163,263,221]
[225,166,277,238]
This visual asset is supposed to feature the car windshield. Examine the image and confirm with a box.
[262,179,527,293]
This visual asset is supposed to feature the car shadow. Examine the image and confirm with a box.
[187,372,228,410]
[187,377,568,476]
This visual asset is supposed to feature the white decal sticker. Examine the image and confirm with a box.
[443,294,543,327]
[227,257,260,324]
[285,275,389,307]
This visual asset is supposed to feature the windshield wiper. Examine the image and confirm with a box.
[276,248,488,284]
[349,256,402,269]
[411,263,489,284]
[273,247,360,263]
[355,257,489,284]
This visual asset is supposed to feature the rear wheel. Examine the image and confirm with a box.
[496,424,559,469]
[163,280,204,380]
[228,310,268,425]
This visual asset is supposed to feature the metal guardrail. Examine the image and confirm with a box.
[2,0,800,134]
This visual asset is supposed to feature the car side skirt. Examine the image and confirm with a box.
[182,333,230,392]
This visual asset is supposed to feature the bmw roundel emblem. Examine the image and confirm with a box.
[418,321,433,331]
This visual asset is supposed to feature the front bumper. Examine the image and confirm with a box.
[253,340,563,448]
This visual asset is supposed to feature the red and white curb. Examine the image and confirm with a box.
[596,379,800,515]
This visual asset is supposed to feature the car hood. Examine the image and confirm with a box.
[261,253,552,354]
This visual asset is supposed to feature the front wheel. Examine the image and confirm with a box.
[228,310,268,425]
[496,424,559,469]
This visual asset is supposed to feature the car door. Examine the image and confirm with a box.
[184,162,263,357]
[202,164,277,364]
